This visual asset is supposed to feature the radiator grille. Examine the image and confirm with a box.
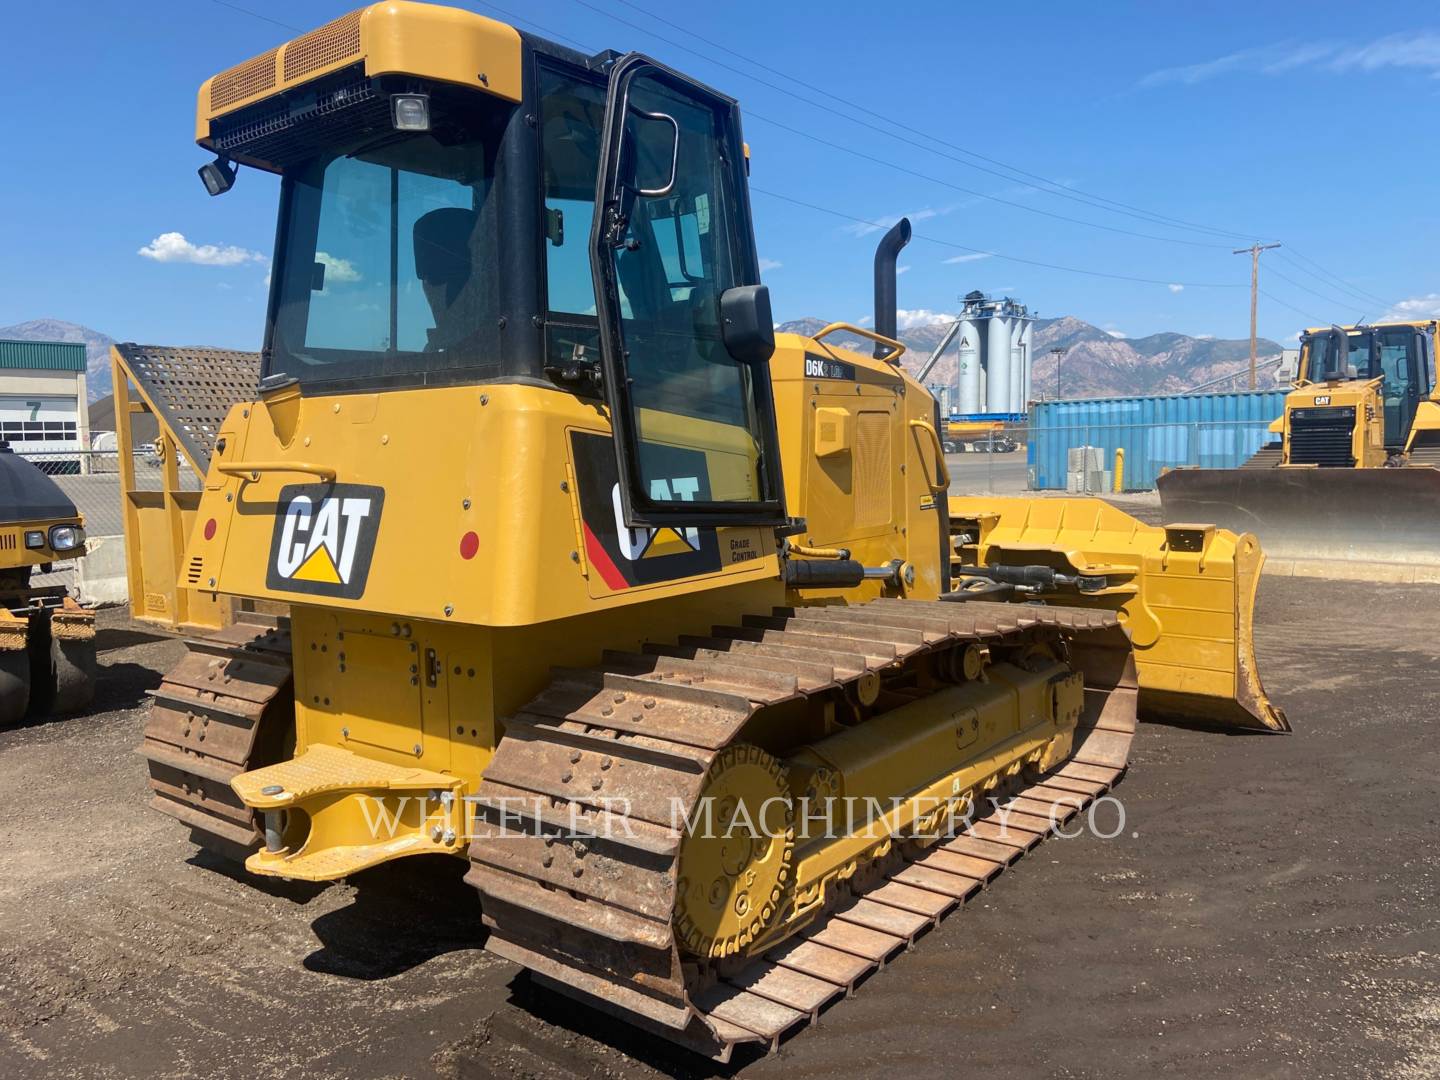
[283,10,362,81]
[853,411,891,528]
[1289,408,1355,467]
[210,48,280,111]
[0,532,15,552]
[186,556,205,585]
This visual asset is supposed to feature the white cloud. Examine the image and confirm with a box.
[895,308,956,330]
[1168,283,1185,294]
[842,208,939,239]
[1331,33,1440,75]
[1140,33,1440,88]
[138,231,265,267]
[1381,293,1440,320]
[1104,327,1128,338]
[943,252,992,265]
[1196,333,1215,340]
[758,257,782,273]
[896,265,912,276]
[316,251,361,284]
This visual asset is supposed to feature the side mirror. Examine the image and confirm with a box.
[720,284,775,365]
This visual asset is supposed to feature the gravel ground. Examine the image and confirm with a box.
[1,577,1436,1079]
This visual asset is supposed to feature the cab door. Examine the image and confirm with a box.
[1375,327,1423,447]
[590,54,786,530]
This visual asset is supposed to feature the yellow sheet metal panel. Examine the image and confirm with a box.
[771,331,947,602]
[186,383,781,627]
[197,1,523,144]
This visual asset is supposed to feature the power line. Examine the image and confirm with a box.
[208,0,300,32]
[593,0,1272,244]
[1259,288,1326,327]
[1278,248,1393,312]
[566,0,1272,251]
[1263,263,1368,321]
[751,187,1242,288]
[740,110,1235,250]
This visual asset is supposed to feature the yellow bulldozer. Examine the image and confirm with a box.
[1159,320,1440,570]
[0,443,95,724]
[137,1,1285,1059]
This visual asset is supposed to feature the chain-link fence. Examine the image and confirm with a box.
[12,448,201,486]
[8,449,202,539]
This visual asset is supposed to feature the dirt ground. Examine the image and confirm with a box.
[1,578,1437,1080]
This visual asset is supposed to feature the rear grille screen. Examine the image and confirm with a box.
[1289,407,1355,467]
[210,69,385,168]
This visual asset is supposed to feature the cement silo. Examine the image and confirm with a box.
[956,316,982,414]
[1009,316,1026,412]
[985,311,1011,413]
[1019,318,1034,406]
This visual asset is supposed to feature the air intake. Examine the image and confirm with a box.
[283,10,362,81]
[210,48,280,112]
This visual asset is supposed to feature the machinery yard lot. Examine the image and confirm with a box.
[2,574,1435,1080]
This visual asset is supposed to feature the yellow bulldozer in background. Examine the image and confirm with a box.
[133,1,1285,1059]
[0,443,95,724]
[1159,320,1440,572]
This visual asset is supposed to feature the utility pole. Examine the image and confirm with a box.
[1234,242,1281,389]
[1050,347,1064,400]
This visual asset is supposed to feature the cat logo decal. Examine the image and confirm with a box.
[266,483,385,599]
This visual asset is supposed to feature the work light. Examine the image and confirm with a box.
[48,525,83,552]
[391,94,431,132]
[198,156,237,197]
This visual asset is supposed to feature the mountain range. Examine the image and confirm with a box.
[778,316,1287,399]
[0,315,1285,421]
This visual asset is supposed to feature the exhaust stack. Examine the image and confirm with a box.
[873,218,912,357]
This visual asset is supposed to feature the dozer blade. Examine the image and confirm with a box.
[1158,466,1440,577]
[949,495,1288,732]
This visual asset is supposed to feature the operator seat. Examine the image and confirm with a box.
[414,207,478,351]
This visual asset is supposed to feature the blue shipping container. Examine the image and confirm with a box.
[1028,389,1288,491]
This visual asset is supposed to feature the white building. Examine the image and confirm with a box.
[0,339,91,472]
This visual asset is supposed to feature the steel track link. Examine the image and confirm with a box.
[139,619,294,860]
[466,599,1137,1062]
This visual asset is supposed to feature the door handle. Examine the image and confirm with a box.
[908,419,951,493]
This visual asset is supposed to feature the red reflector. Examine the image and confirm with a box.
[460,531,479,560]
[203,518,217,540]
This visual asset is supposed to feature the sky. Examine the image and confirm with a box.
[3,0,1439,350]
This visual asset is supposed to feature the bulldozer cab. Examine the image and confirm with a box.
[258,46,784,535]
[1300,324,1431,449]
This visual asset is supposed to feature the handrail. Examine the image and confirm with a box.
[811,323,906,365]
[908,419,951,493]
[215,461,338,482]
